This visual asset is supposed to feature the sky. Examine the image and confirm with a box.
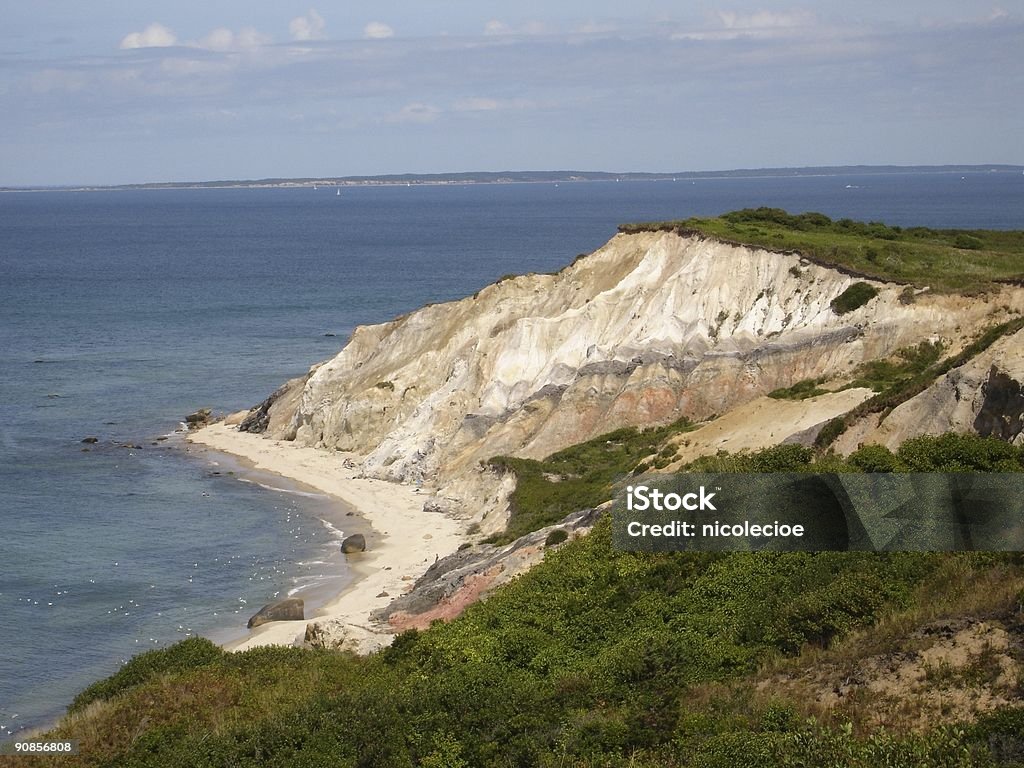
[1,1,1022,185]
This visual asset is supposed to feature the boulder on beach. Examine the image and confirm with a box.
[222,409,250,427]
[341,533,366,554]
[185,408,213,430]
[247,597,304,629]
[304,618,381,654]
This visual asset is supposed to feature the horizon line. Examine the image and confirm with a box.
[3,163,1023,192]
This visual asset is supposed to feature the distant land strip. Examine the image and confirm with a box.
[2,165,1022,192]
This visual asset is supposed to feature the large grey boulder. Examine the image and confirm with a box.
[247,597,304,628]
[341,533,366,554]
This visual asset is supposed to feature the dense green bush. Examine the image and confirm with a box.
[897,433,1024,472]
[768,378,827,400]
[69,636,224,712]
[830,282,879,314]
[50,431,1024,766]
[955,234,984,250]
[846,443,901,472]
[544,529,569,547]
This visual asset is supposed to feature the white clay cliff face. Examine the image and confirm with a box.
[247,231,1024,524]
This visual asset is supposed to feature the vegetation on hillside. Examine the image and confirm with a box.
[769,341,944,401]
[18,436,1024,767]
[15,211,1024,766]
[814,318,1024,448]
[768,377,829,400]
[485,417,697,544]
[619,208,1024,293]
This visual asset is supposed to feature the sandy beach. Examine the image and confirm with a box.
[187,423,465,653]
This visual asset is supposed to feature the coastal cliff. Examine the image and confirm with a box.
[41,214,1024,767]
[239,228,1024,532]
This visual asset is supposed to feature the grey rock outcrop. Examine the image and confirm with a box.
[185,408,213,430]
[974,367,1024,442]
[373,507,600,632]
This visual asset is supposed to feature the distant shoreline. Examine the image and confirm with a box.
[3,164,1021,193]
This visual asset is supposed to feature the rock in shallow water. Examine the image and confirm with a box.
[341,533,366,553]
[247,597,304,628]
[185,407,212,429]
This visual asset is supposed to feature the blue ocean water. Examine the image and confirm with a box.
[0,171,1022,737]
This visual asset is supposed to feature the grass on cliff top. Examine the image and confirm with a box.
[618,207,1024,293]
[31,436,1024,768]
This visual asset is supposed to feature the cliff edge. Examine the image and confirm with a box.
[237,229,1024,533]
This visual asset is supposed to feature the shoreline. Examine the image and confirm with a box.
[186,423,465,653]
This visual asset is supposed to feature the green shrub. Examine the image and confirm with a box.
[768,378,827,400]
[955,234,984,250]
[749,444,814,472]
[971,706,1024,765]
[897,433,1023,471]
[70,637,224,712]
[545,529,569,547]
[847,444,901,472]
[830,282,879,314]
[813,417,848,449]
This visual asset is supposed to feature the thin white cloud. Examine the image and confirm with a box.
[199,28,234,52]
[30,68,89,93]
[235,27,271,48]
[575,21,619,35]
[363,22,395,40]
[289,9,326,41]
[483,19,551,37]
[672,9,818,41]
[453,97,539,113]
[120,23,177,50]
[386,102,440,124]
[718,9,816,30]
[454,97,500,112]
[197,26,270,51]
[484,20,512,36]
